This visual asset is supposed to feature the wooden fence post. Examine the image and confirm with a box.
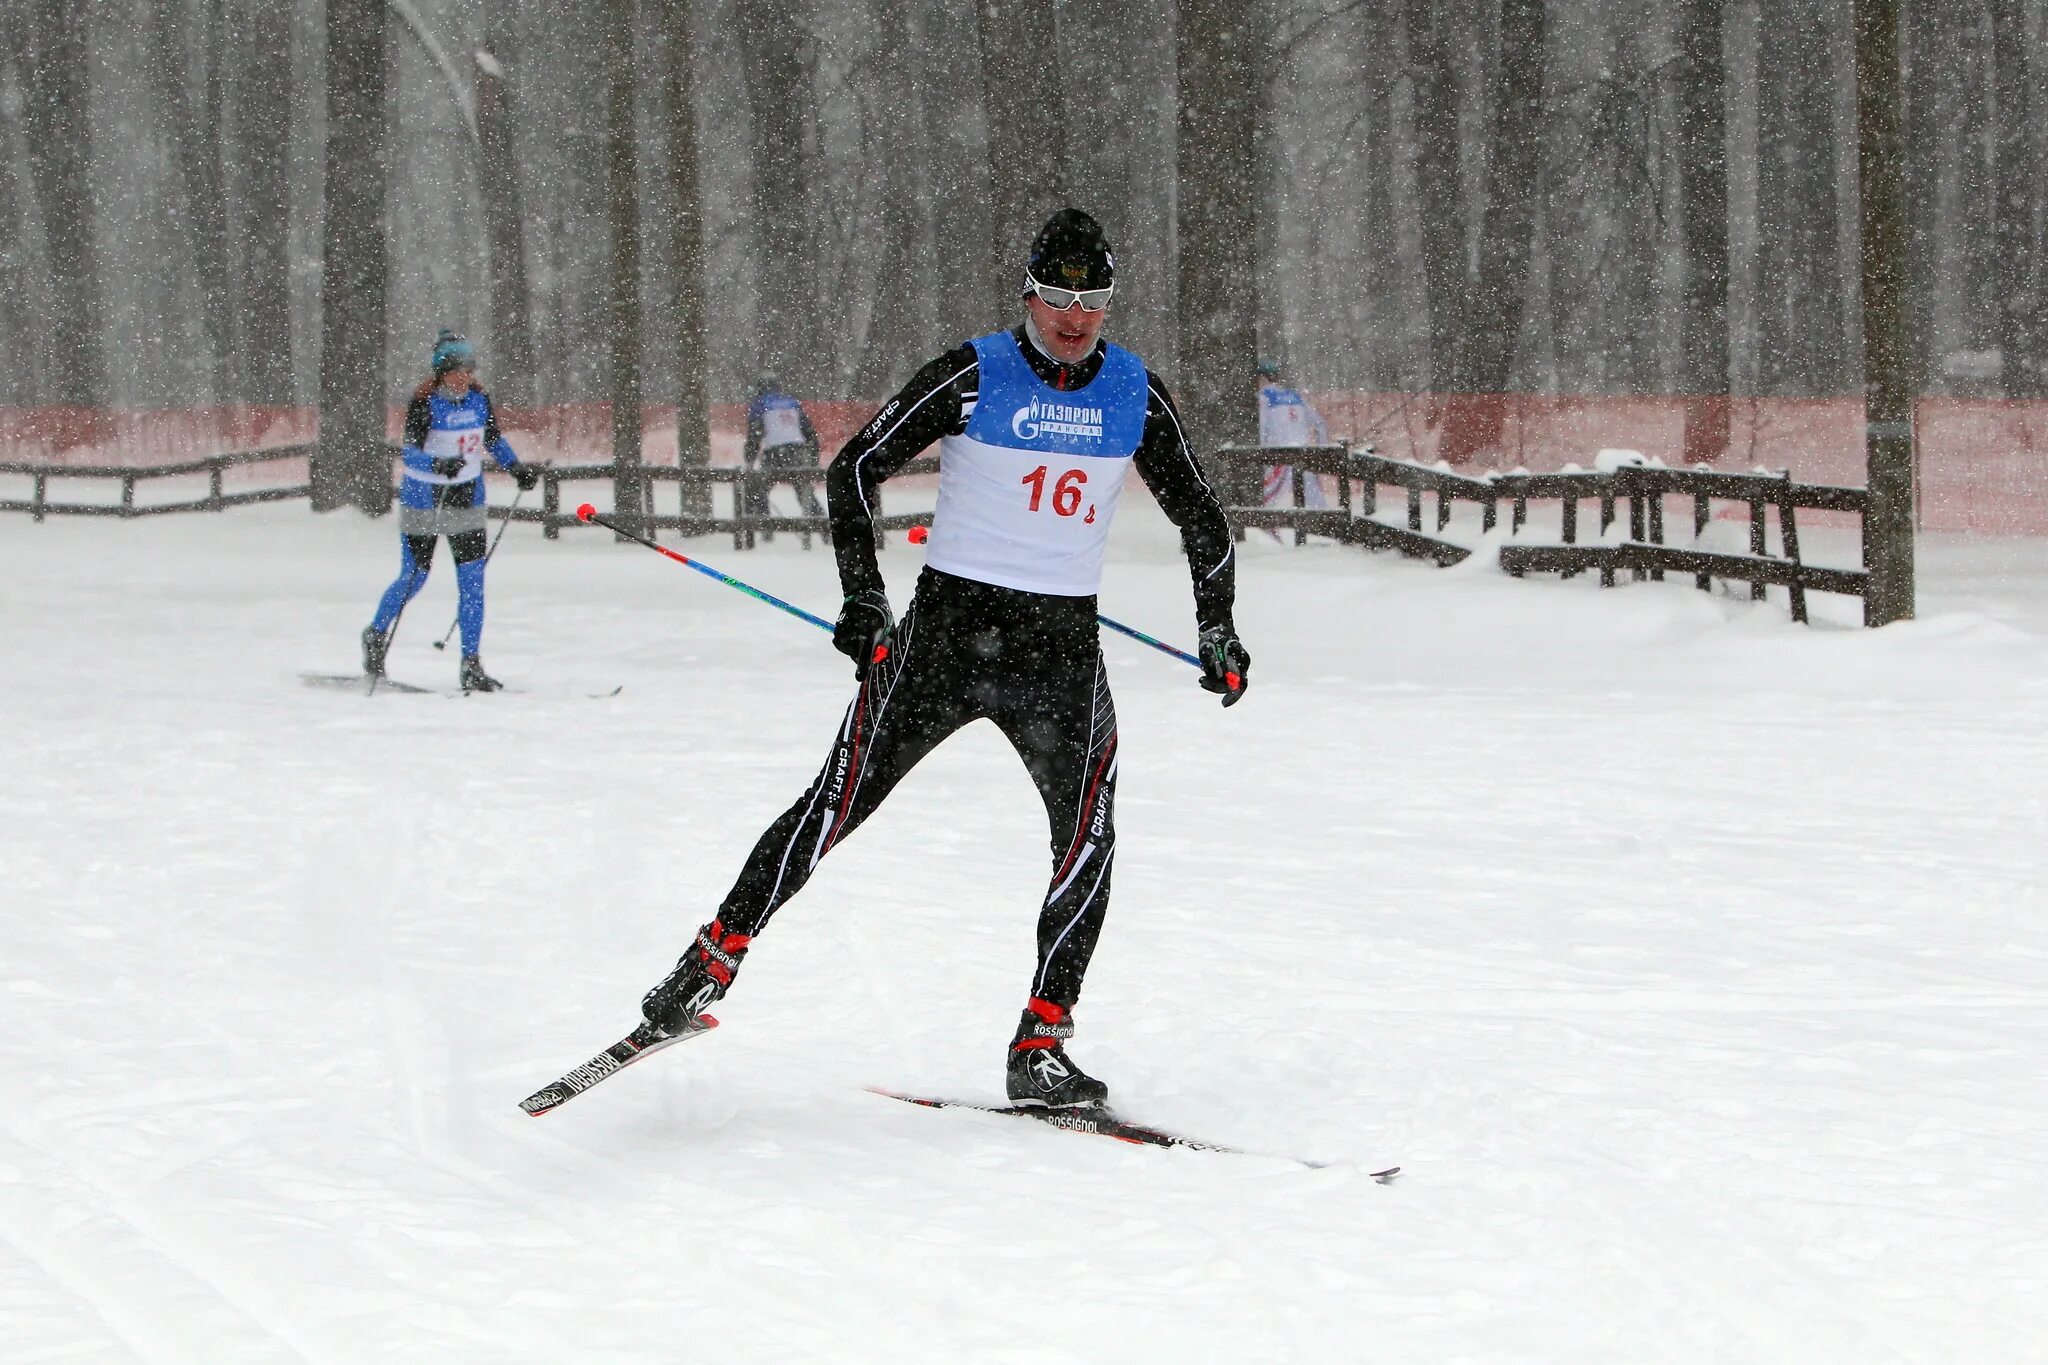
[1627,482,1646,581]
[1747,497,1768,601]
[1646,484,1666,582]
[1778,473,1807,624]
[1693,491,1710,591]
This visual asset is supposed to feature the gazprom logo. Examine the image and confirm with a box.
[1011,397,1104,442]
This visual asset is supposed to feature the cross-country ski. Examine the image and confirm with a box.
[301,671,621,699]
[519,1017,719,1116]
[868,1088,1398,1177]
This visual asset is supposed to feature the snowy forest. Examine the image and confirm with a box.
[0,0,2042,436]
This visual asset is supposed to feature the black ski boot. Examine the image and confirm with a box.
[641,918,751,1035]
[459,654,503,693]
[1006,997,1109,1109]
[361,625,389,678]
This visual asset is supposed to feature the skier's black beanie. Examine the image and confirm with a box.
[1025,209,1115,293]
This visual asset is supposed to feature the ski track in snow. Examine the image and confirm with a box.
[3,504,2046,1362]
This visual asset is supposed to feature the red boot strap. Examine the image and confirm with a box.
[1025,997,1068,1025]
[1011,1036,1058,1053]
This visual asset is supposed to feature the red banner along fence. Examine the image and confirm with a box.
[4,392,2044,535]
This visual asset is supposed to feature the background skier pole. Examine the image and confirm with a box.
[433,478,532,651]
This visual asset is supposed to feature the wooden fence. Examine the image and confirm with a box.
[1217,443,1872,624]
[0,439,1875,624]
[0,444,314,519]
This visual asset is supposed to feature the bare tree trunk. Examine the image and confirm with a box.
[315,0,390,513]
[1438,0,1547,466]
[1176,0,1260,481]
[149,0,232,402]
[665,0,712,517]
[1856,0,1914,623]
[922,0,996,345]
[854,0,937,394]
[1252,0,1285,372]
[1952,14,1999,366]
[737,0,819,392]
[608,0,647,530]
[1062,0,1175,365]
[1989,0,2038,395]
[1901,0,1939,391]
[476,13,535,408]
[1402,0,1464,406]
[1676,0,1732,463]
[0,31,33,404]
[240,0,297,407]
[23,0,105,405]
[977,0,1065,309]
[1360,66,1400,391]
[1756,0,1846,394]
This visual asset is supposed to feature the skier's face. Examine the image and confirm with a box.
[1025,290,1109,364]
[438,365,475,397]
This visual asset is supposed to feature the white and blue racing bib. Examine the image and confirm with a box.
[923,331,1148,597]
[415,392,491,485]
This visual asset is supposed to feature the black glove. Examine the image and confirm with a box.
[511,461,541,492]
[429,455,468,478]
[833,587,894,680]
[1197,621,1250,706]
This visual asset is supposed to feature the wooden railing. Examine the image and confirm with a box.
[0,444,314,520]
[520,457,937,548]
[2,437,1876,624]
[1211,444,1872,624]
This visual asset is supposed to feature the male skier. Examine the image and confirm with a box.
[639,209,1248,1108]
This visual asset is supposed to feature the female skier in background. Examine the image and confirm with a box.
[360,331,539,692]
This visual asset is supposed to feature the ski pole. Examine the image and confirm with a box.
[576,503,837,634]
[903,525,1231,684]
[434,479,532,651]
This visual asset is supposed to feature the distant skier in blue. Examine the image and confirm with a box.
[360,331,539,692]
[740,376,824,543]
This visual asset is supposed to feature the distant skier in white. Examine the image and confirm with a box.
[1257,359,1331,514]
[740,376,824,542]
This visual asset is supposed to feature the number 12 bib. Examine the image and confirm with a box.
[923,330,1149,597]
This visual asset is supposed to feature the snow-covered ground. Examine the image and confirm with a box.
[3,501,2045,1362]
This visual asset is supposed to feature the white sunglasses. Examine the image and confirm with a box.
[1025,274,1114,313]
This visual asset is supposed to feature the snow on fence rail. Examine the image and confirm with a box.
[1215,443,1871,625]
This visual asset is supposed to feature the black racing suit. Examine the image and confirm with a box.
[709,327,1236,1012]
